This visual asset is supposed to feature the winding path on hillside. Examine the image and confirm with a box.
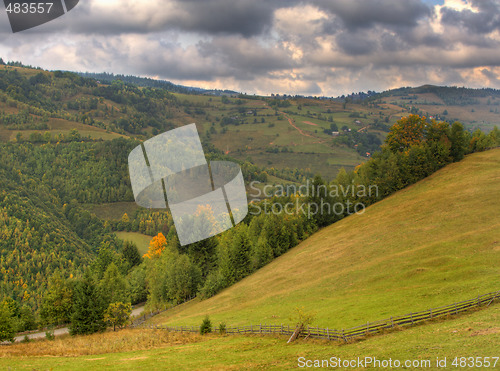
[279,111,329,145]
[11,304,146,343]
[279,111,314,138]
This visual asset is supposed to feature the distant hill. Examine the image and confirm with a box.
[369,85,500,132]
[76,72,204,94]
[1,63,499,178]
[149,149,500,329]
[372,85,500,106]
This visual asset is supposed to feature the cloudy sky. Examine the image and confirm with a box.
[1,0,500,96]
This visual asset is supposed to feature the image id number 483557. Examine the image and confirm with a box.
[451,357,498,368]
[6,2,53,14]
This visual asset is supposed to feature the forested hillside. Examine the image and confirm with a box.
[0,61,498,340]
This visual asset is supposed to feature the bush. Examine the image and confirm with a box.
[289,306,316,330]
[218,322,226,335]
[200,315,212,335]
[45,329,55,340]
[21,335,31,343]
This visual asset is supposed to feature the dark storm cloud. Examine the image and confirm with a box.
[49,0,298,37]
[314,0,431,30]
[197,36,294,78]
[441,0,500,34]
[167,0,285,37]
[336,32,378,55]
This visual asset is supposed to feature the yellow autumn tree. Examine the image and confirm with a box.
[143,232,167,259]
[386,114,426,153]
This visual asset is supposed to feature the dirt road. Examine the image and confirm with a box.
[11,304,145,343]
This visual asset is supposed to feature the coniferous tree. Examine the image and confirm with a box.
[231,224,251,280]
[70,271,106,335]
[122,241,142,269]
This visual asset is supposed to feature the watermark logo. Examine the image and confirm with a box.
[248,180,378,218]
[4,0,79,33]
[128,124,248,246]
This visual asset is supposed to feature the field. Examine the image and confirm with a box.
[115,231,153,255]
[145,149,500,330]
[1,304,498,370]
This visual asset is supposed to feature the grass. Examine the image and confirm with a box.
[147,149,500,330]
[1,302,498,370]
[115,232,152,255]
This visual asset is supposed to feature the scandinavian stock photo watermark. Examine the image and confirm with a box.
[248,180,379,218]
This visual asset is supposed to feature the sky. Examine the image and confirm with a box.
[1,0,500,96]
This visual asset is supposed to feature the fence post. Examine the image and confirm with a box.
[454,303,458,315]
[410,313,414,325]
[430,308,433,319]
[260,324,262,334]
[391,316,394,328]
[342,329,346,343]
[477,295,481,307]
[281,324,283,335]
[327,327,330,340]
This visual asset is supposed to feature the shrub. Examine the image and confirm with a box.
[218,322,226,335]
[199,315,212,335]
[289,306,316,330]
[45,330,55,340]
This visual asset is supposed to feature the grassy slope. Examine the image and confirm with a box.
[115,231,152,256]
[149,149,500,329]
[2,302,499,370]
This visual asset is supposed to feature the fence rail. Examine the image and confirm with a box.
[139,290,500,342]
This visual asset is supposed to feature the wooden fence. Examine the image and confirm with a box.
[140,290,500,342]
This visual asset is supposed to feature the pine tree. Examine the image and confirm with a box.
[188,237,217,278]
[122,241,142,268]
[70,271,106,335]
[231,225,251,280]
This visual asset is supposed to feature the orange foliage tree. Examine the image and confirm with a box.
[143,232,167,259]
